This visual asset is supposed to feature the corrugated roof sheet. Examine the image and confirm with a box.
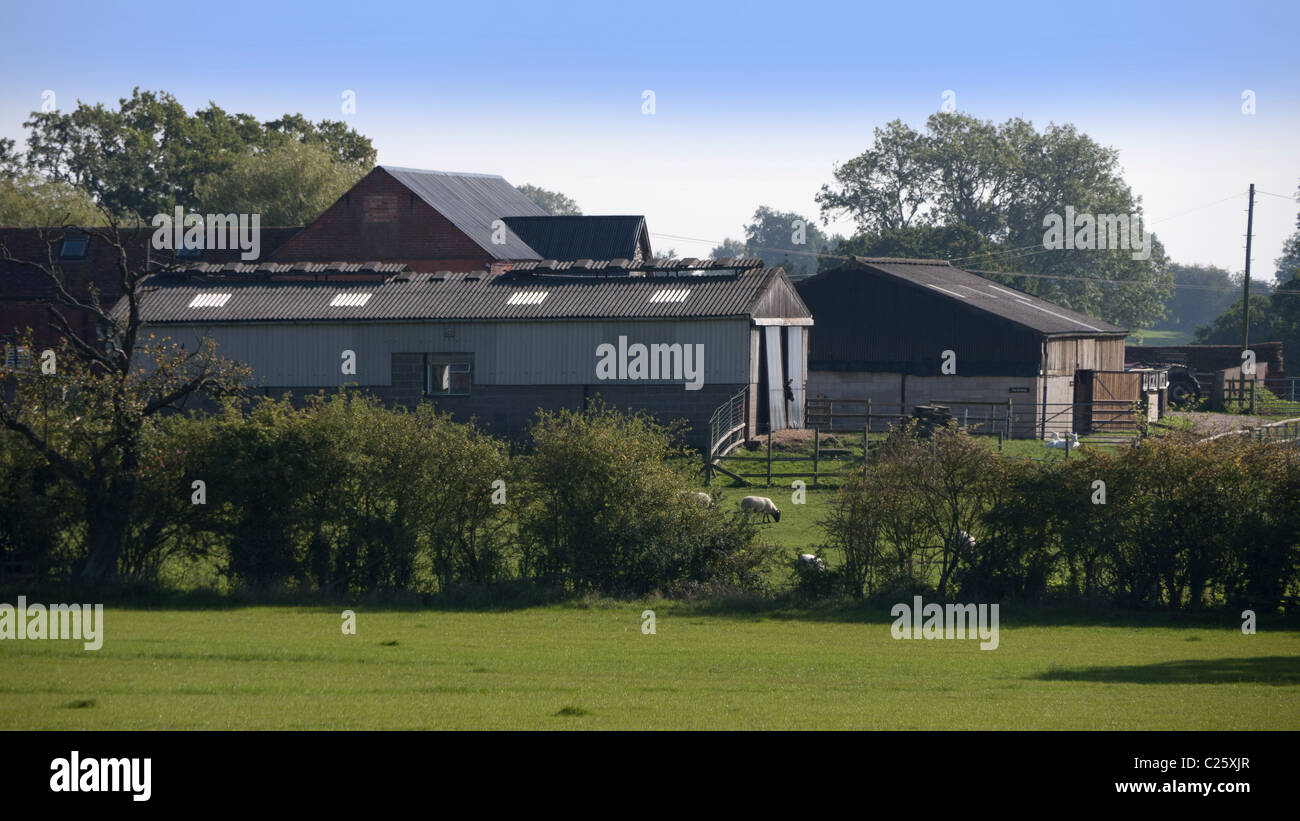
[818,257,1126,336]
[380,166,545,261]
[502,216,648,262]
[125,267,811,323]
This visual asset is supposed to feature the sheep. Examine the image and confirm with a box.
[740,495,780,523]
[1044,432,1080,450]
[679,490,713,507]
[798,553,826,572]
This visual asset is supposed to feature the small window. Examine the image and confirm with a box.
[3,343,32,369]
[59,237,89,259]
[425,359,471,396]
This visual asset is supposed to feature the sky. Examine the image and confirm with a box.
[1,0,1297,279]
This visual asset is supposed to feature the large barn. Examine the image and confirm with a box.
[129,257,812,449]
[796,257,1131,437]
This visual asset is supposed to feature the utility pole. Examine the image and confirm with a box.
[1242,183,1255,353]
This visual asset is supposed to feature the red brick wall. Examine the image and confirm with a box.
[270,168,491,270]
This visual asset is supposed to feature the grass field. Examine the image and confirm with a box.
[1,603,1296,730]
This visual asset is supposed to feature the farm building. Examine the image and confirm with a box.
[796,257,1131,437]
[126,257,813,449]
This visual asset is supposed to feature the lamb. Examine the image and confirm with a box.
[680,491,713,507]
[798,553,826,571]
[740,495,781,522]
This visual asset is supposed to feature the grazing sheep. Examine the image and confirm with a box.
[680,490,713,507]
[740,495,781,523]
[798,553,826,572]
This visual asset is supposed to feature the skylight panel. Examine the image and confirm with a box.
[330,292,372,307]
[506,291,548,306]
[649,288,691,303]
[188,293,231,309]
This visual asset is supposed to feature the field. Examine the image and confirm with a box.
[1,604,1296,730]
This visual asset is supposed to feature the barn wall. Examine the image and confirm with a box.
[157,318,752,388]
[1046,336,1126,374]
[797,268,1043,376]
[807,369,1041,437]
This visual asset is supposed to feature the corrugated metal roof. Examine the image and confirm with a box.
[502,216,648,262]
[380,166,545,260]
[126,267,812,323]
[816,257,1126,336]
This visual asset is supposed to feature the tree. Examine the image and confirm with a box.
[1151,263,1240,337]
[830,224,1002,270]
[0,220,250,583]
[195,140,366,226]
[20,87,374,219]
[709,207,830,278]
[710,237,746,259]
[516,184,581,216]
[0,173,105,226]
[817,112,1172,329]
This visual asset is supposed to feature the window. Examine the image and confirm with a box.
[3,343,32,370]
[59,237,89,259]
[425,358,471,396]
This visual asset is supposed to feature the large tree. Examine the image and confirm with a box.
[0,218,249,583]
[709,206,830,278]
[19,88,375,220]
[817,112,1172,329]
[517,184,581,216]
[194,140,366,226]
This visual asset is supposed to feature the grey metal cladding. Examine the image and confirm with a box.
[380,166,545,260]
[128,268,809,323]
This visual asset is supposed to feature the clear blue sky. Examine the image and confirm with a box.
[1,0,1297,276]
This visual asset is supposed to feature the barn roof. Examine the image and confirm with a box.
[380,166,545,260]
[122,264,812,323]
[502,216,650,262]
[807,257,1126,336]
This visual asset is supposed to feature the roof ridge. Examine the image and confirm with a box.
[853,256,951,266]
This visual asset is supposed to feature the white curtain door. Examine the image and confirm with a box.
[764,326,786,431]
[785,327,804,428]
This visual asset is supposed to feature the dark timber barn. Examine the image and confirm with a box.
[796,257,1131,437]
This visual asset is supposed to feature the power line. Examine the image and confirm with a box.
[651,189,1253,273]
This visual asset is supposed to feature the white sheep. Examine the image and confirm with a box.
[1045,432,1080,450]
[798,553,826,571]
[680,490,713,507]
[740,495,781,522]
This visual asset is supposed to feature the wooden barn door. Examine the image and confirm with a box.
[1073,370,1094,433]
[1092,371,1140,431]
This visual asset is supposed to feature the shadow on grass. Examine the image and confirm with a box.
[1037,656,1300,685]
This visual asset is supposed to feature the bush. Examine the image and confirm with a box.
[516,402,769,596]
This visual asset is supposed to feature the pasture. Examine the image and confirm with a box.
[1,604,1296,730]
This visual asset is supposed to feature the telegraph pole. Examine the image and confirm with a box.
[1242,183,1255,352]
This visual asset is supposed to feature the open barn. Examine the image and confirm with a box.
[796,257,1131,437]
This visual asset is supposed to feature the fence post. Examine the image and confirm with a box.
[1007,398,1014,440]
[866,399,872,438]
[1250,380,1256,415]
[813,425,820,486]
[766,429,772,487]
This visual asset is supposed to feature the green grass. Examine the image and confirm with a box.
[1,604,1295,729]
